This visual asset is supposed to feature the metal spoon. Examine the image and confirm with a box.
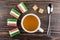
[47,3,53,36]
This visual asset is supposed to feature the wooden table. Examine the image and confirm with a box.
[0,0,60,40]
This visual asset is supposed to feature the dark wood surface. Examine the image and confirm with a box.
[0,0,60,40]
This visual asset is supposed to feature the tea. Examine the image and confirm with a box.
[23,15,39,31]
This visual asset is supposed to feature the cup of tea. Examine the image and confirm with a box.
[21,13,44,33]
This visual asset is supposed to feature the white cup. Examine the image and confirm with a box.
[21,13,44,33]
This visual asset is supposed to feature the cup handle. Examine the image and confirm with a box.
[39,27,44,33]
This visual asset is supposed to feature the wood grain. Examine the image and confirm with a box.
[0,0,60,40]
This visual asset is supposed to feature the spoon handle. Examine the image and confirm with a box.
[47,14,51,36]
